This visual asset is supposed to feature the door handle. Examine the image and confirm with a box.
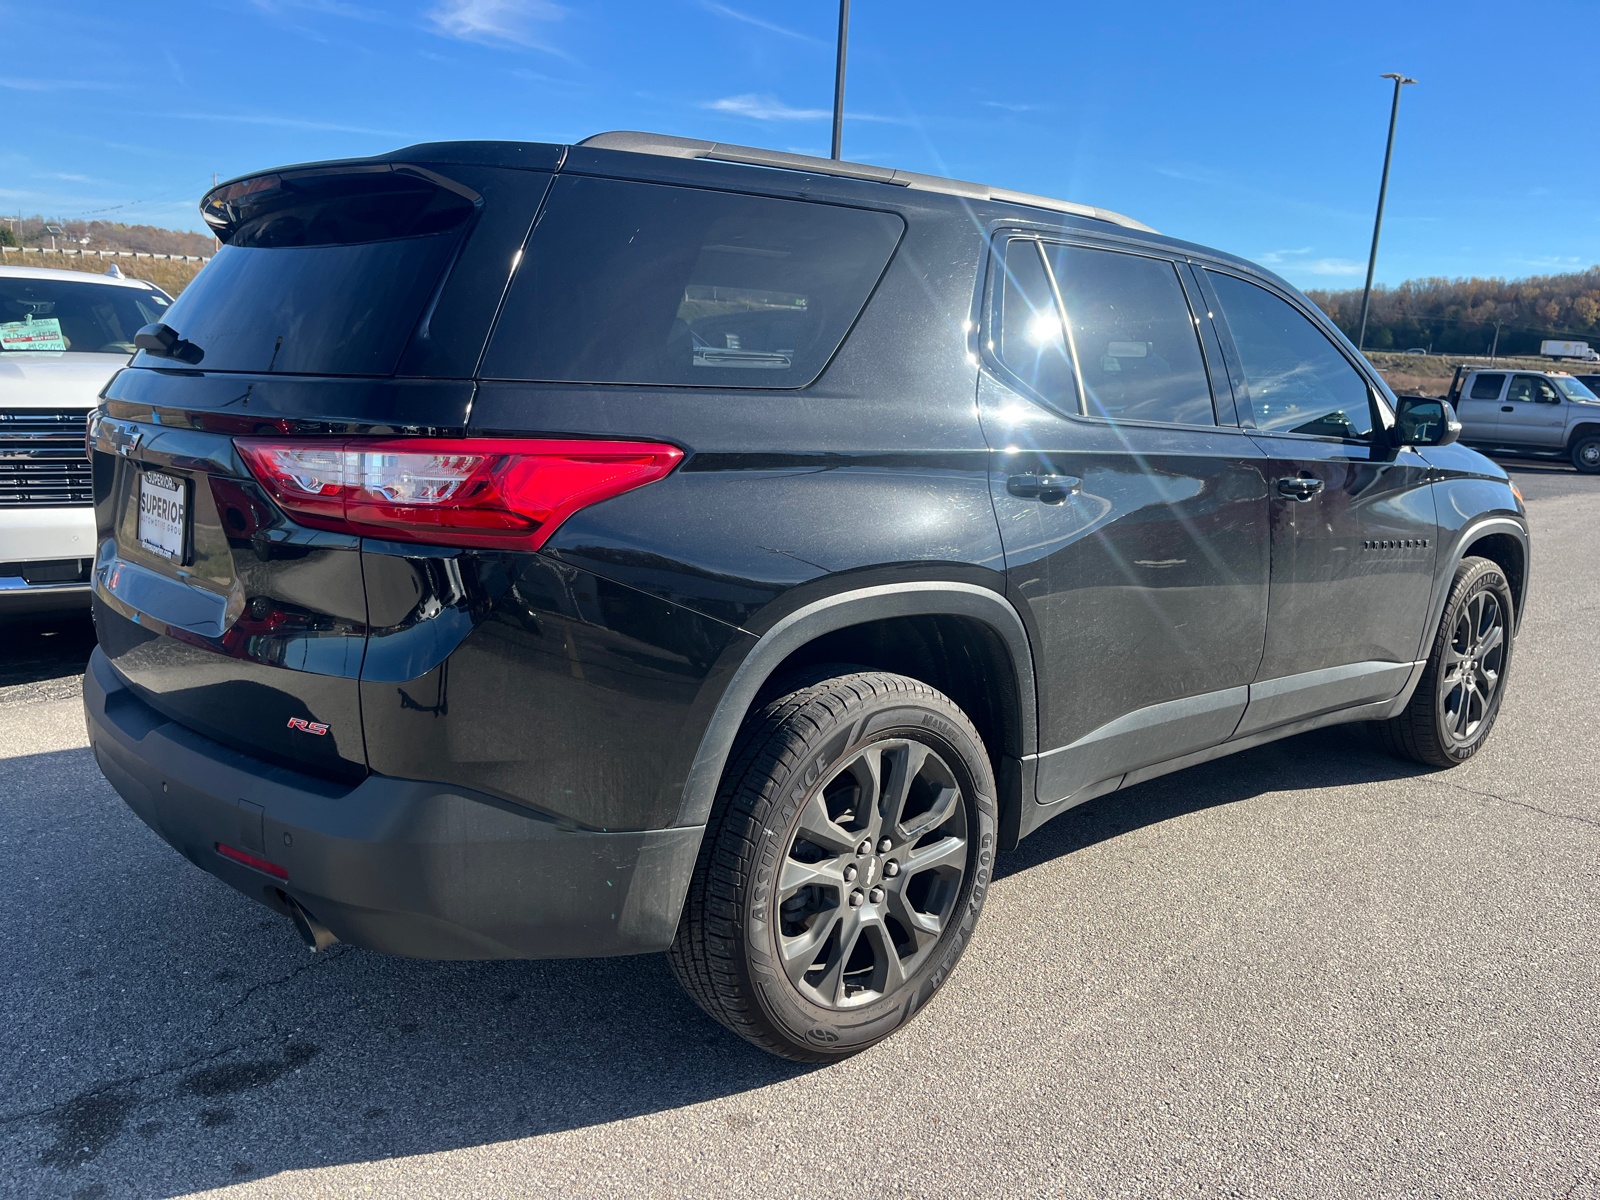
[1276,476,1325,502]
[1008,473,1081,503]
[1502,406,1514,412]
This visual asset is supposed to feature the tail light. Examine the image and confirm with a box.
[234,437,683,551]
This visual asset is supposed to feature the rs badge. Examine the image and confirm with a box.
[286,717,329,736]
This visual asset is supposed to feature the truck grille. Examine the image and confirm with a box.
[0,410,94,507]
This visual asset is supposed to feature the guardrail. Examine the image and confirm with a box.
[0,246,211,264]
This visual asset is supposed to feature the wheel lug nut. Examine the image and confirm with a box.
[857,839,873,856]
[849,889,865,908]
[883,860,900,877]
[843,864,858,882]
[868,886,885,904]
[878,837,892,853]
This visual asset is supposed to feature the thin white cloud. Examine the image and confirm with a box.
[1305,258,1365,276]
[699,1,820,43]
[162,48,188,88]
[705,93,911,125]
[1255,246,1315,265]
[428,0,566,51]
[981,100,1036,113]
[707,94,829,121]
[250,0,391,21]
[159,111,403,137]
[0,77,123,92]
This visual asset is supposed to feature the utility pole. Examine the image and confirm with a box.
[1490,320,1502,363]
[831,0,850,160]
[1356,72,1418,352]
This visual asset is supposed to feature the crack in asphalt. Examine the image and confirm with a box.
[1428,778,1600,831]
[0,1033,284,1126]
[210,944,352,1027]
[1,951,353,1128]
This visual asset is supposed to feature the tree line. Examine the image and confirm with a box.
[1305,266,1600,356]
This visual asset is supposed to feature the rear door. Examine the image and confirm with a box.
[90,158,553,779]
[979,235,1270,807]
[1200,267,1437,732]
[1454,371,1506,442]
[1498,374,1568,447]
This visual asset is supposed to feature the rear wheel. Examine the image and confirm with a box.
[1377,556,1514,768]
[1572,435,1600,474]
[668,670,997,1061]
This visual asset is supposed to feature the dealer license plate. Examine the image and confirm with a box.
[137,471,187,561]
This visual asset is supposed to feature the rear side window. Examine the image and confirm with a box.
[994,238,1076,409]
[1206,270,1375,441]
[148,167,480,376]
[1044,245,1214,425]
[1469,373,1506,400]
[480,176,903,387]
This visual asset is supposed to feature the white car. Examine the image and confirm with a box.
[1,265,175,615]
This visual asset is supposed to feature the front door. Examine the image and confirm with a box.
[1498,374,1569,447]
[1454,371,1507,443]
[1200,268,1438,735]
[980,236,1270,808]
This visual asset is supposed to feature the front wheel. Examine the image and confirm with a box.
[668,670,997,1061]
[1572,435,1600,474]
[1377,556,1515,768]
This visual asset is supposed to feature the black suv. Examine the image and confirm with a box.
[84,132,1529,1061]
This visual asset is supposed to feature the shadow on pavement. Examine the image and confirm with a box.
[5,727,1432,1196]
[1,746,813,1199]
[0,614,98,689]
[997,724,1436,882]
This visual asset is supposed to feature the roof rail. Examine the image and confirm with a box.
[575,131,1157,235]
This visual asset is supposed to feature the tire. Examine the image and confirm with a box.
[1572,435,1600,474]
[1377,556,1515,768]
[668,670,998,1061]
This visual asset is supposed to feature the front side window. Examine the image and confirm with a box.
[1468,373,1506,400]
[1206,270,1375,441]
[1045,245,1215,425]
[1508,375,1560,403]
[1,277,171,354]
[481,176,904,387]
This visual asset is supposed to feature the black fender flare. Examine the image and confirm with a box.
[1437,516,1530,634]
[672,581,1038,828]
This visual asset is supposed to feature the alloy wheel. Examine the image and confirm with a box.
[1439,589,1505,746]
[774,739,969,1008]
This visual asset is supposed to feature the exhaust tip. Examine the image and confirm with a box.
[283,895,339,952]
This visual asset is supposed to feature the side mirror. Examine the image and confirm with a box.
[1393,396,1461,448]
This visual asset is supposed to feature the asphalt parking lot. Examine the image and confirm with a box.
[3,459,1597,1200]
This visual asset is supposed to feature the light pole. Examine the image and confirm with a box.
[1356,72,1417,352]
[831,0,850,160]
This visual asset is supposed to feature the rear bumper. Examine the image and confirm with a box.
[84,647,703,960]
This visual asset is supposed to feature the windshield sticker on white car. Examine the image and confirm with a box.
[0,315,67,352]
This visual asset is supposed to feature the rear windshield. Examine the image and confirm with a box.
[1,276,172,354]
[143,167,479,376]
[480,176,904,387]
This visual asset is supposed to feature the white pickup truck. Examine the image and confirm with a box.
[1443,364,1600,473]
[1,264,175,614]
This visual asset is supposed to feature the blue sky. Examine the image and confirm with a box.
[3,0,1594,291]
